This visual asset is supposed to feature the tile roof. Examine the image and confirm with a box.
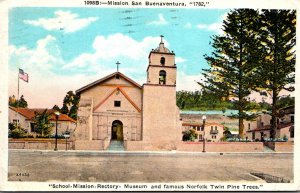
[9,107,76,123]
[182,122,224,127]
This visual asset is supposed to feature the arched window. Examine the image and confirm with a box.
[159,70,166,85]
[160,57,165,65]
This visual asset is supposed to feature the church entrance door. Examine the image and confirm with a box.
[111,120,123,141]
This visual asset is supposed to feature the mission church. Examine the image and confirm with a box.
[74,36,182,150]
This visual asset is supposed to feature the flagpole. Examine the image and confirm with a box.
[16,67,20,129]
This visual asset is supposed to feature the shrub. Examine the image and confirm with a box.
[226,138,251,142]
[182,129,197,141]
[8,122,29,138]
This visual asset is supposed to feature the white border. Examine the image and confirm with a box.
[0,0,299,191]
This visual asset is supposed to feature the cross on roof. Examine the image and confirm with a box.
[116,61,120,72]
[160,35,164,43]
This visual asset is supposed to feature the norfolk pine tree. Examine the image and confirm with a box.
[256,10,296,139]
[200,9,261,138]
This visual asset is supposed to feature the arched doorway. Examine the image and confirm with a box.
[111,120,123,141]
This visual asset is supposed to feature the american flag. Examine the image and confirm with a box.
[19,68,29,82]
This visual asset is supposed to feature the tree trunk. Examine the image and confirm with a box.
[271,91,277,139]
[239,116,244,138]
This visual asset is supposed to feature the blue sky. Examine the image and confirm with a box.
[9,7,229,108]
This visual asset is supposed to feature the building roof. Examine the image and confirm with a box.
[182,122,224,127]
[9,107,76,123]
[76,72,142,94]
[149,36,175,56]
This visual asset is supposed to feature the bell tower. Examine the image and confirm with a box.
[142,35,181,150]
[146,35,177,86]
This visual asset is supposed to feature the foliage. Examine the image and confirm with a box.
[223,127,232,139]
[176,90,232,111]
[52,105,61,112]
[60,91,80,120]
[32,109,53,136]
[226,138,251,142]
[8,123,28,138]
[276,95,295,109]
[36,134,66,139]
[182,129,197,141]
[264,137,288,142]
[200,9,261,138]
[9,95,28,108]
[255,10,296,138]
[200,9,295,139]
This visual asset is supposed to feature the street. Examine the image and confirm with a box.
[8,150,293,183]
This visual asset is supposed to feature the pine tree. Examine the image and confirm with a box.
[256,10,296,139]
[200,9,261,138]
[19,95,28,108]
[52,105,61,112]
[60,91,80,120]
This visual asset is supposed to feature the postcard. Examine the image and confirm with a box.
[0,0,299,191]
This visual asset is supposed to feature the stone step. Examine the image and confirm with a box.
[263,145,275,152]
[108,140,125,151]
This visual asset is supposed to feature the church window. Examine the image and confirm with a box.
[114,101,121,107]
[116,74,120,79]
[13,119,19,124]
[160,57,165,65]
[159,70,166,85]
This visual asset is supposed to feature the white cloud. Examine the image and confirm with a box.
[9,35,63,72]
[24,10,98,33]
[196,24,207,29]
[177,71,204,91]
[147,13,168,25]
[196,12,227,34]
[63,33,165,70]
[196,23,223,34]
[176,57,187,63]
[184,22,192,29]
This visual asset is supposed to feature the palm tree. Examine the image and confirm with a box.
[32,109,53,137]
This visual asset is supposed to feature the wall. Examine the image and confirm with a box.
[92,112,142,141]
[278,126,294,141]
[149,52,175,67]
[246,130,271,141]
[9,108,30,132]
[9,138,74,150]
[80,76,142,111]
[147,66,177,85]
[177,142,264,152]
[74,140,103,150]
[76,98,94,141]
[142,85,182,149]
[264,141,294,152]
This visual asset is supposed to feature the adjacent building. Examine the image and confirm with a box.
[9,106,76,135]
[182,122,224,142]
[245,106,294,141]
